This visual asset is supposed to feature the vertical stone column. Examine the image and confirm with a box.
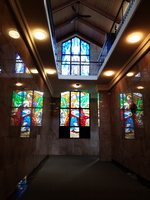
[98,91,112,161]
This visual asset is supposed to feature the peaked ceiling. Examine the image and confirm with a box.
[51,0,129,47]
[7,0,150,97]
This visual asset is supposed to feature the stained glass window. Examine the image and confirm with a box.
[61,37,90,76]
[120,92,144,139]
[97,93,100,127]
[11,90,44,137]
[59,91,90,138]
[15,53,30,74]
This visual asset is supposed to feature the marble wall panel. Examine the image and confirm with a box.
[110,51,150,181]
[0,1,51,199]
[98,91,112,161]
[49,98,99,155]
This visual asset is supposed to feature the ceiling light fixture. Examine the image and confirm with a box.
[30,69,38,74]
[104,71,114,76]
[15,82,23,86]
[137,86,144,89]
[126,72,134,77]
[9,30,20,39]
[33,31,46,40]
[73,83,81,88]
[127,33,142,43]
[45,69,56,74]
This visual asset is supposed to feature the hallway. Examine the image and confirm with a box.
[19,156,150,200]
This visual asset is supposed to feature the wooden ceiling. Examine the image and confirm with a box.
[51,0,129,47]
[6,0,150,97]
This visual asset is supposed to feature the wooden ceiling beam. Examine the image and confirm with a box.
[56,31,103,48]
[52,0,77,13]
[52,0,121,23]
[77,18,106,35]
[55,17,106,36]
[55,18,74,29]
[80,0,121,24]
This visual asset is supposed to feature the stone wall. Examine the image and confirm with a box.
[110,51,150,181]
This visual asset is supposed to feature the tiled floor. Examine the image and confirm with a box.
[16,156,150,200]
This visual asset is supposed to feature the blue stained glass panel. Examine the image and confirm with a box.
[15,53,30,74]
[21,108,31,126]
[70,109,80,126]
[15,62,25,73]
[72,37,80,55]
[81,56,89,63]
[15,53,25,73]
[81,40,89,55]
[62,55,70,63]
[62,40,71,54]
[71,65,80,75]
[71,55,80,64]
[81,65,89,76]
[62,65,70,75]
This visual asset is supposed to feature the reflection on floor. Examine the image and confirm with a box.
[8,156,150,200]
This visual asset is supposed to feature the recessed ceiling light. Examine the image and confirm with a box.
[73,83,81,88]
[127,72,134,77]
[137,86,144,89]
[104,71,114,76]
[15,82,23,86]
[127,33,142,43]
[33,31,46,40]
[45,69,56,74]
[9,30,20,39]
[30,69,38,74]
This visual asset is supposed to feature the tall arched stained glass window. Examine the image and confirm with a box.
[61,37,90,76]
[59,91,90,138]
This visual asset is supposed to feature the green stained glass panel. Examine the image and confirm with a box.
[33,91,44,107]
[80,92,89,108]
[12,90,24,107]
[70,109,80,126]
[60,91,70,108]
[32,108,43,126]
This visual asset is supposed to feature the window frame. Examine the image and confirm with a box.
[11,90,44,137]
[59,91,90,139]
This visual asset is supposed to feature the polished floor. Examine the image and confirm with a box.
[18,156,150,200]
